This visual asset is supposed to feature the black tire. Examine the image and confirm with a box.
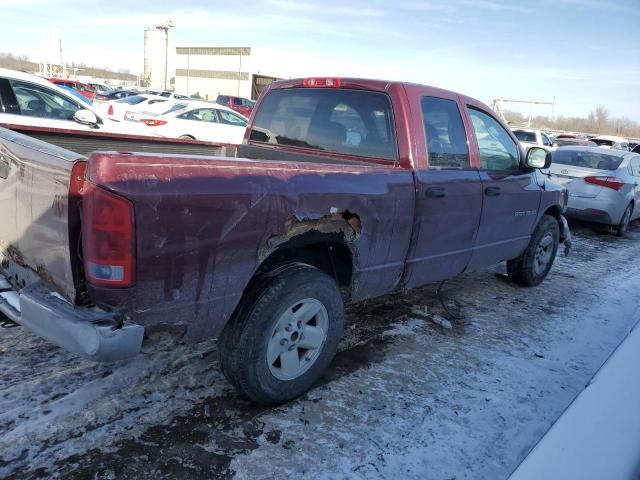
[615,203,633,237]
[179,135,195,140]
[218,265,344,406]
[507,214,560,287]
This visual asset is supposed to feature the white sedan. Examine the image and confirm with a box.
[139,102,249,144]
[0,68,153,136]
[93,94,176,122]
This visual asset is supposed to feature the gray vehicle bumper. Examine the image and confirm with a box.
[0,278,143,362]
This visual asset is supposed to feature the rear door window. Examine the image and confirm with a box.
[179,108,219,122]
[218,109,248,126]
[249,88,398,161]
[468,108,520,171]
[421,96,469,169]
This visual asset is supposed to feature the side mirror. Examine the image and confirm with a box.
[526,147,552,169]
[73,109,99,127]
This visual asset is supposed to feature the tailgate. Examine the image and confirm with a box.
[0,127,82,302]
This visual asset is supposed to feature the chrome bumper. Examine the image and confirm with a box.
[0,277,143,362]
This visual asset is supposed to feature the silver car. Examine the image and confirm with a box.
[547,147,640,235]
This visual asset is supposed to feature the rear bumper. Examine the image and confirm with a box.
[565,192,626,225]
[566,207,613,225]
[0,278,143,362]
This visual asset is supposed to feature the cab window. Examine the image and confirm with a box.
[467,108,520,171]
[541,133,552,146]
[421,96,469,169]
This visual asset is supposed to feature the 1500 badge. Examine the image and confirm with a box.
[515,210,537,217]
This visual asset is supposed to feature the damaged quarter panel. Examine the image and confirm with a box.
[86,152,415,341]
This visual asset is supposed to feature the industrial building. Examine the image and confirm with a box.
[174,46,279,101]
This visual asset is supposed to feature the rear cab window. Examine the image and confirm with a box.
[249,88,398,161]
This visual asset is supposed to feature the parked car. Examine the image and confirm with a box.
[0,68,152,135]
[88,82,110,93]
[556,133,588,140]
[93,89,137,102]
[553,138,597,147]
[547,147,640,235]
[56,84,93,105]
[591,135,630,151]
[93,94,173,122]
[47,78,96,100]
[216,94,255,117]
[0,76,571,406]
[139,101,248,143]
[512,128,555,152]
[145,90,190,100]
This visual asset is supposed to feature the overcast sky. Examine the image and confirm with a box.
[1,0,638,120]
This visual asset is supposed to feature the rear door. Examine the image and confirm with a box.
[465,107,542,269]
[402,92,483,288]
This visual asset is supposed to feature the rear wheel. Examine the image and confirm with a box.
[615,203,632,237]
[218,265,344,406]
[507,214,560,287]
[179,134,195,140]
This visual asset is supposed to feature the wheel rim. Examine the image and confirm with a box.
[266,298,329,381]
[533,232,554,276]
[621,206,631,232]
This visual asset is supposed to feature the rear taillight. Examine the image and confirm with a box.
[107,104,114,115]
[82,183,135,287]
[142,119,167,126]
[584,176,624,191]
[303,77,341,88]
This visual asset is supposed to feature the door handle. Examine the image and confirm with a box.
[484,186,501,196]
[425,186,446,198]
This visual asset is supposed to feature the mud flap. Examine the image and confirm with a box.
[559,215,572,256]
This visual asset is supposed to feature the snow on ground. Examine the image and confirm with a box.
[1,221,640,479]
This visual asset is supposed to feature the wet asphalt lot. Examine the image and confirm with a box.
[1,220,640,480]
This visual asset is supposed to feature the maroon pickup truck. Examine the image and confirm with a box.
[0,77,570,405]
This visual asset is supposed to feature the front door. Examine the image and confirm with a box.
[403,95,483,289]
[465,107,542,269]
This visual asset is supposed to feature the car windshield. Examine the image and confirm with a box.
[116,95,147,105]
[249,88,398,160]
[514,130,536,142]
[552,149,623,170]
[162,103,188,115]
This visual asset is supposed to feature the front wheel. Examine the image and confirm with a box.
[218,265,344,406]
[507,214,560,287]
